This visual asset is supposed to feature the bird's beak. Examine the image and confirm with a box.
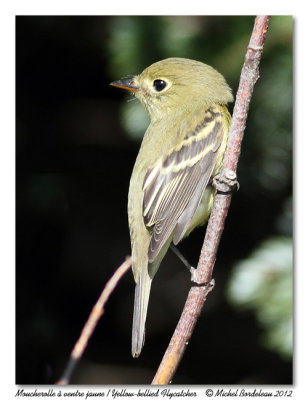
[110,77,140,92]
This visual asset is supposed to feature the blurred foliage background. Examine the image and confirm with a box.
[16,16,292,384]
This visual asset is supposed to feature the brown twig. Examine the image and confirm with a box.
[56,256,132,385]
[152,15,271,385]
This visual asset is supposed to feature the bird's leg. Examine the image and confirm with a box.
[211,168,239,194]
[170,243,196,275]
[171,244,215,287]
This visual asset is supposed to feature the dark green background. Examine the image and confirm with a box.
[16,16,292,384]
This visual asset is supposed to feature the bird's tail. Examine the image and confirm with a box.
[132,263,152,358]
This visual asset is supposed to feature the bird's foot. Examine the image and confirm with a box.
[212,168,239,194]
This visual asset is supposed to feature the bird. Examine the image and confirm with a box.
[110,57,233,357]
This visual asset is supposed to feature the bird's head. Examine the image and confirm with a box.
[110,58,233,120]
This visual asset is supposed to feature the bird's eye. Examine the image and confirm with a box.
[153,79,167,92]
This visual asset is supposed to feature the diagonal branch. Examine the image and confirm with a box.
[152,15,271,385]
[56,256,132,385]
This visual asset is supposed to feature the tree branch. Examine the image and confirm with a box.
[152,15,271,385]
[56,256,132,385]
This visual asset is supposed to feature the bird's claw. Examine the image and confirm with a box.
[212,168,239,194]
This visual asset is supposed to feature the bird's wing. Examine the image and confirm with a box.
[142,105,226,263]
